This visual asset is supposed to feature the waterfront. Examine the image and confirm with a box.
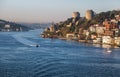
[0,29,120,77]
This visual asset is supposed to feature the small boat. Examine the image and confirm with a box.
[30,44,40,47]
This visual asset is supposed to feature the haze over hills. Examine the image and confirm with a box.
[19,22,51,29]
[0,19,32,31]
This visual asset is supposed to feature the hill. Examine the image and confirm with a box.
[0,19,31,32]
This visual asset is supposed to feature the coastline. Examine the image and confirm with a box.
[41,34,120,48]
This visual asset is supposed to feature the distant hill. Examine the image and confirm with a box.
[0,19,32,31]
[19,23,51,29]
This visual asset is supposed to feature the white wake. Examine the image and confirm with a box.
[12,34,40,47]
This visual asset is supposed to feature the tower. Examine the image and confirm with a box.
[72,12,80,19]
[86,10,94,20]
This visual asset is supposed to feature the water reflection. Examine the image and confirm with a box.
[103,48,112,54]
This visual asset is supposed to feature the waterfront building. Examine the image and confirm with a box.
[4,24,11,32]
[91,34,97,40]
[93,37,102,44]
[102,36,114,44]
[5,24,10,28]
[66,23,72,27]
[114,37,120,46]
[85,10,94,20]
[66,33,75,39]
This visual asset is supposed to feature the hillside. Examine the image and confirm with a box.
[0,19,31,31]
[43,10,120,38]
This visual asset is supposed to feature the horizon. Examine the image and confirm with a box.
[0,0,120,23]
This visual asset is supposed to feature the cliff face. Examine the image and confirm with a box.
[0,19,31,31]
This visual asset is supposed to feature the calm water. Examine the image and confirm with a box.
[0,29,120,77]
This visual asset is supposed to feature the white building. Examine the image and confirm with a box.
[66,33,75,39]
[102,36,114,44]
[5,24,10,28]
[93,37,102,44]
[114,37,120,46]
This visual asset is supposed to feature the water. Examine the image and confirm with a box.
[0,29,120,77]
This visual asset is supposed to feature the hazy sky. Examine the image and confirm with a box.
[0,0,120,23]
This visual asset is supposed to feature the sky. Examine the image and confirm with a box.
[0,0,120,23]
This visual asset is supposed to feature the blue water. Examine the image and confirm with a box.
[0,29,120,77]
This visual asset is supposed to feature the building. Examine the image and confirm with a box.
[103,20,118,30]
[91,34,97,40]
[96,26,106,35]
[104,30,115,36]
[5,24,10,28]
[93,37,102,44]
[102,36,114,44]
[86,10,94,20]
[114,37,120,46]
[4,24,11,32]
[66,33,75,39]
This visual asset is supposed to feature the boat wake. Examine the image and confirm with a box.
[12,34,40,47]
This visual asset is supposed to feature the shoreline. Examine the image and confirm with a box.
[41,34,120,48]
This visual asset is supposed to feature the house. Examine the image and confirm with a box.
[5,24,11,28]
[93,37,102,44]
[91,34,97,40]
[114,37,120,46]
[66,33,75,39]
[103,20,118,30]
[102,36,114,44]
[96,26,106,35]
[4,24,11,32]
[83,30,89,35]
[89,25,96,33]
[104,30,115,36]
